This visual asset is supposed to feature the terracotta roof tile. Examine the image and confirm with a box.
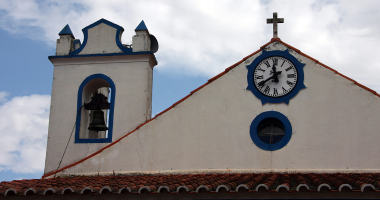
[5,173,378,196]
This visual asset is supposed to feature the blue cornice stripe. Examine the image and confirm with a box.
[49,51,155,59]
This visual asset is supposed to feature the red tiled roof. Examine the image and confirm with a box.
[2,173,380,196]
[42,38,380,178]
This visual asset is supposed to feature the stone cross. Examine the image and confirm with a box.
[267,12,284,38]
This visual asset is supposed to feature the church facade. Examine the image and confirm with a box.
[1,14,380,199]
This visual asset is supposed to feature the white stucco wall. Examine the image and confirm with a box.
[45,54,155,174]
[79,23,122,55]
[56,35,74,56]
[53,42,380,176]
[132,31,151,52]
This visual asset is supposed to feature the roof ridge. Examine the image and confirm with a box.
[42,38,379,178]
[276,39,379,97]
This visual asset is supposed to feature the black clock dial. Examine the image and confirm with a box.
[253,56,298,97]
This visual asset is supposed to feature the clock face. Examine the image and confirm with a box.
[253,56,298,97]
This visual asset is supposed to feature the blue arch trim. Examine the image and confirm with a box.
[75,74,116,143]
[69,18,153,56]
[246,49,306,104]
[250,111,292,151]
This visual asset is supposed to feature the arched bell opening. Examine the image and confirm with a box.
[84,87,110,139]
[75,74,115,143]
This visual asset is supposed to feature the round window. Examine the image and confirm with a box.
[250,111,292,151]
[257,117,285,144]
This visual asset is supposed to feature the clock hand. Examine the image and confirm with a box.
[258,75,275,86]
[259,71,283,87]
[273,71,282,83]
[272,65,278,83]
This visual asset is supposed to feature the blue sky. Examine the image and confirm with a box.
[1,0,380,182]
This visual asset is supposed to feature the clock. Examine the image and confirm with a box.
[254,56,297,97]
[246,50,306,104]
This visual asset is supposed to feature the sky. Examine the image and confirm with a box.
[0,0,380,182]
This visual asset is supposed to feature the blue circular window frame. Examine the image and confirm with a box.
[250,111,292,151]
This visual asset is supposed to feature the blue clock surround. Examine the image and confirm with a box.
[250,111,292,151]
[246,49,306,104]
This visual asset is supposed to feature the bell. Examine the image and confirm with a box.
[88,109,108,132]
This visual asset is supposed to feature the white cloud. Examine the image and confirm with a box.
[0,92,8,103]
[0,0,380,92]
[0,94,50,173]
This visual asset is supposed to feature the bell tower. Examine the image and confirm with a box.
[44,19,158,175]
